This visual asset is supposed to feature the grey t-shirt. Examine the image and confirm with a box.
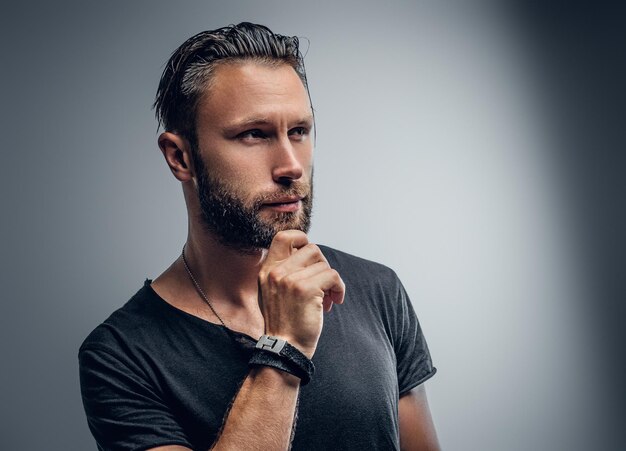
[79,245,436,450]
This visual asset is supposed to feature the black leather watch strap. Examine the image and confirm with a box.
[249,335,315,385]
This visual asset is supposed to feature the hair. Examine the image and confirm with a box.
[153,22,310,149]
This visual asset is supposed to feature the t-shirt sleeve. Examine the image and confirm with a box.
[392,279,437,395]
[79,345,193,451]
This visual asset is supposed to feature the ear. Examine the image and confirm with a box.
[158,132,195,182]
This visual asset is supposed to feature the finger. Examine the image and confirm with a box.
[281,261,331,284]
[322,295,334,312]
[306,268,346,305]
[275,243,328,274]
[265,230,309,264]
[282,264,345,313]
[325,287,344,305]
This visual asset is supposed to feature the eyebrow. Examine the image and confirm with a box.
[223,115,314,132]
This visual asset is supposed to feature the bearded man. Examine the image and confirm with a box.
[79,22,439,451]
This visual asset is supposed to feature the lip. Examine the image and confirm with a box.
[263,196,303,205]
[261,196,303,212]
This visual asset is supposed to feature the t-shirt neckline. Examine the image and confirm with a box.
[142,278,258,344]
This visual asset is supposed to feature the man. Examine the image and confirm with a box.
[79,22,439,450]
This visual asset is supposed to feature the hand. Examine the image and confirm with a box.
[258,230,345,358]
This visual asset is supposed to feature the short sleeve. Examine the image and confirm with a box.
[392,281,437,395]
[79,346,193,451]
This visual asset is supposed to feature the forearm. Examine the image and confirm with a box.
[210,232,343,450]
[211,366,300,451]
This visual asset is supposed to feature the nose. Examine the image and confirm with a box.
[271,136,304,185]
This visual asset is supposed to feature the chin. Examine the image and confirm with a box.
[268,213,309,233]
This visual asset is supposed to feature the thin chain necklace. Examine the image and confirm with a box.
[181,245,227,328]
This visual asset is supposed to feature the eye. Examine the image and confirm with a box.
[238,129,267,141]
[289,127,310,141]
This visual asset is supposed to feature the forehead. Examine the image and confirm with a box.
[196,61,312,128]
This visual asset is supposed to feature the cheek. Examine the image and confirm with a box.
[212,168,255,198]
[227,160,267,191]
[300,144,314,169]
[202,150,261,185]
[301,155,314,180]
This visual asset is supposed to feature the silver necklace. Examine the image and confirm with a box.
[181,245,227,328]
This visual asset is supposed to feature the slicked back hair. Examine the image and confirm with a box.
[153,22,310,150]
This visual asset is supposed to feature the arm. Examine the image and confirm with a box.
[150,231,344,451]
[399,384,441,451]
[150,367,301,451]
[211,367,301,450]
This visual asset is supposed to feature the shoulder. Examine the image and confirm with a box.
[318,244,402,292]
[79,280,162,357]
[318,244,396,275]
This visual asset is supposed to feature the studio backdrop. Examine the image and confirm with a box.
[2,1,623,450]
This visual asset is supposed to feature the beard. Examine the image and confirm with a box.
[194,155,313,253]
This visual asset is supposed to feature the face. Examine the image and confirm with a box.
[192,62,314,252]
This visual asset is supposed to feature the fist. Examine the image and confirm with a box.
[258,230,345,358]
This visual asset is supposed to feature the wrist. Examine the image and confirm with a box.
[263,331,316,359]
[249,335,316,385]
[249,365,301,389]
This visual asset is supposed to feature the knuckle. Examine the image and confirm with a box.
[273,230,289,241]
[274,229,306,242]
[305,243,319,252]
[304,243,326,262]
[307,243,322,257]
[283,275,304,295]
[291,282,308,298]
[267,269,283,284]
[281,273,295,287]
[315,261,329,271]
[280,273,302,292]
[272,230,309,244]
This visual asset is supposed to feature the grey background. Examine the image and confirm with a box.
[2,1,624,450]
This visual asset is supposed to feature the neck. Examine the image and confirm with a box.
[182,220,267,308]
[150,199,268,336]
[151,218,267,319]
[185,230,266,305]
